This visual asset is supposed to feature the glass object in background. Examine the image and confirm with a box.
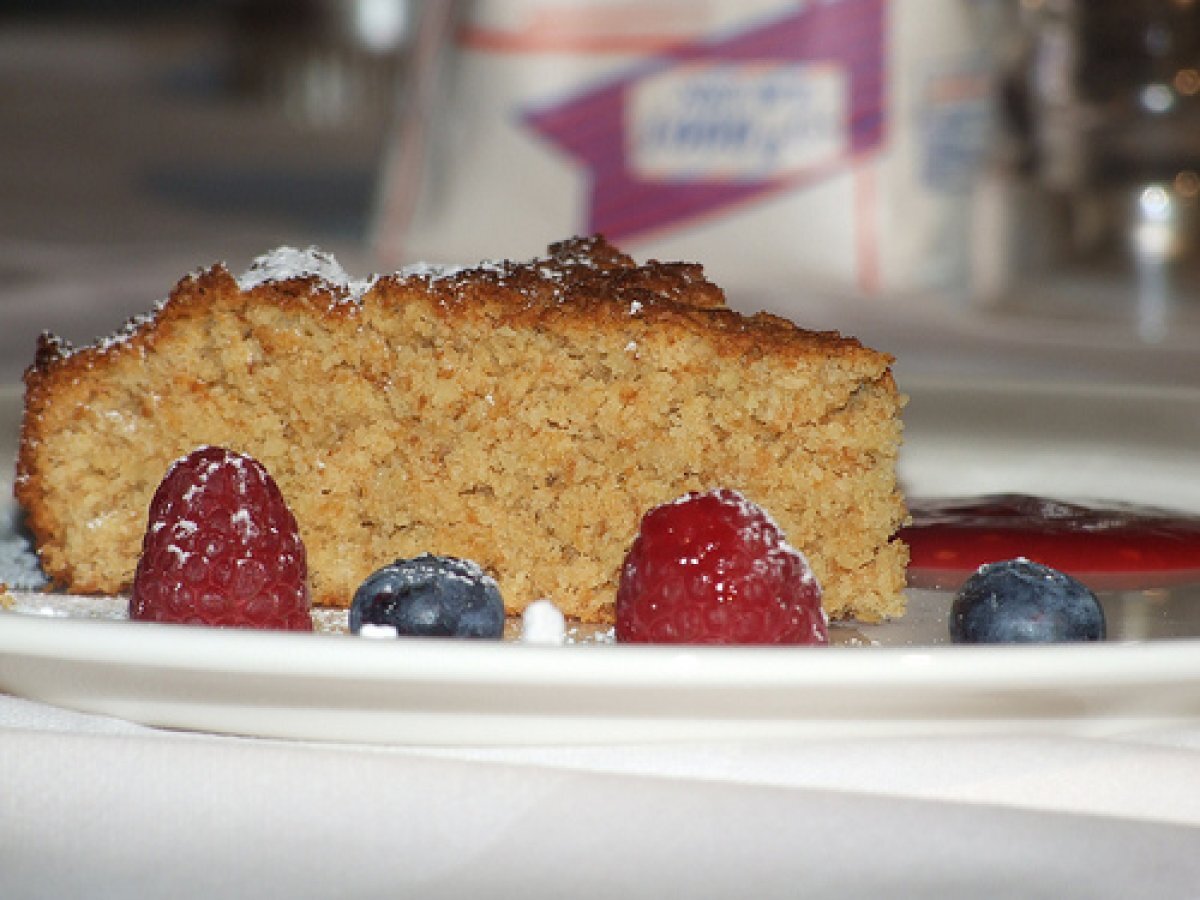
[989,0,1200,339]
[227,0,415,128]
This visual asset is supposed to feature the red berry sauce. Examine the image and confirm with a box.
[899,494,1200,590]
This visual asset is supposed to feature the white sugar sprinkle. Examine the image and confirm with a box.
[359,623,399,639]
[231,508,258,538]
[521,599,567,645]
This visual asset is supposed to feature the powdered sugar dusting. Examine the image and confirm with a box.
[237,246,346,289]
[231,507,259,539]
[237,246,377,301]
[663,488,822,589]
[90,304,165,356]
[397,261,468,280]
[0,530,49,591]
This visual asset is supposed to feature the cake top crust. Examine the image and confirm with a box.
[27,236,893,381]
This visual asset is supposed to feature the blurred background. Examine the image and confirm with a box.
[1,0,410,382]
[3,0,1200,386]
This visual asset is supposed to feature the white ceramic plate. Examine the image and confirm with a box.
[3,608,1200,745]
[3,377,1200,746]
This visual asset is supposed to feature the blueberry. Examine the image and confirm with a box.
[348,554,505,639]
[950,558,1105,644]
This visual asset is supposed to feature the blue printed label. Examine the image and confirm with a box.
[523,0,885,242]
[629,62,847,181]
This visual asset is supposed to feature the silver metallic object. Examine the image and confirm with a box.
[994,0,1200,338]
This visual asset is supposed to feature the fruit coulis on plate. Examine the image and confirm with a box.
[900,493,1200,590]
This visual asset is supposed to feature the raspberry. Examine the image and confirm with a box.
[129,446,313,630]
[615,489,827,645]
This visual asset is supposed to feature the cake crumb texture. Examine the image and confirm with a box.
[16,236,907,623]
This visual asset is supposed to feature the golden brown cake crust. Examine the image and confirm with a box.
[16,236,907,623]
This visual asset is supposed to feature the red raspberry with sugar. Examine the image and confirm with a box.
[130,446,313,630]
[615,489,827,645]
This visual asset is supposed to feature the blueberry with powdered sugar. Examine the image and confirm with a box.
[950,558,1105,644]
[349,554,505,639]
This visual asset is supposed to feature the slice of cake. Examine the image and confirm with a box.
[16,236,907,624]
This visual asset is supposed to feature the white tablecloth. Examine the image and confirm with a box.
[4,693,1200,898]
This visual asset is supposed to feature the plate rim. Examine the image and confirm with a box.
[4,610,1200,690]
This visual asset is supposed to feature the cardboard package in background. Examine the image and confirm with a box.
[373,0,1009,311]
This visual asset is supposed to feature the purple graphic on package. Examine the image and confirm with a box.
[523,0,885,243]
